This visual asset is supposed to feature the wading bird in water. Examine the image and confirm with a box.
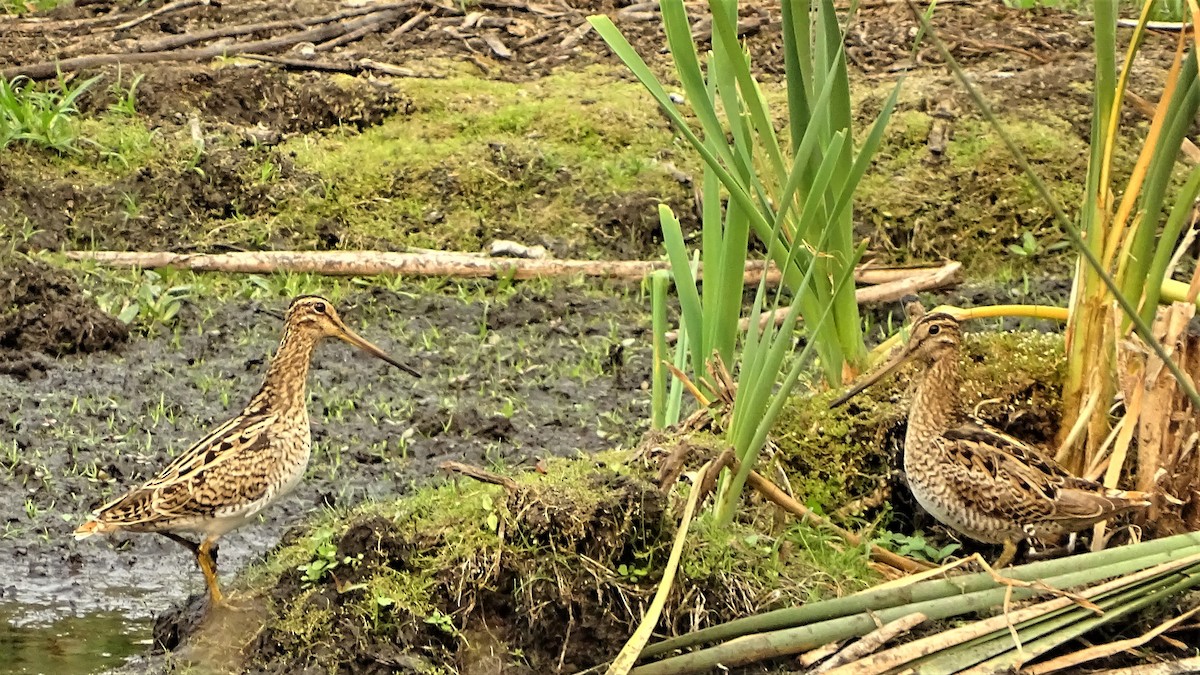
[75,295,419,606]
[832,297,1150,567]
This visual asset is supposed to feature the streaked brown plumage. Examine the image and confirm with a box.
[74,295,418,605]
[832,298,1150,566]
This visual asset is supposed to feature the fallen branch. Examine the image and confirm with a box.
[130,1,420,52]
[6,4,415,78]
[111,0,209,33]
[64,250,960,290]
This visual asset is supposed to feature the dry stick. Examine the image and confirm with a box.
[315,9,403,51]
[111,0,209,33]
[1086,656,1200,675]
[238,54,364,74]
[5,8,133,33]
[810,612,928,673]
[4,11,399,79]
[384,9,431,44]
[64,250,960,289]
[1021,605,1200,675]
[128,1,419,52]
[358,59,441,78]
[242,55,437,78]
[440,460,520,493]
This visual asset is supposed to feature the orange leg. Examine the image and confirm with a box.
[197,537,223,606]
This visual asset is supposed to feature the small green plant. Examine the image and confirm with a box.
[95,270,194,333]
[424,609,459,636]
[616,550,654,583]
[107,71,144,117]
[874,530,962,563]
[0,0,61,15]
[1007,230,1069,258]
[0,73,100,153]
[297,540,340,586]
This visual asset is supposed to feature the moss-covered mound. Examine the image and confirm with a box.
[200,453,876,674]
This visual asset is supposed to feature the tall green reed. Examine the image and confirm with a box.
[591,0,897,525]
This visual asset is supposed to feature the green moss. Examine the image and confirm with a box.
[239,67,690,253]
[858,109,1097,276]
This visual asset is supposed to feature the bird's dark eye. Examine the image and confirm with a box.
[928,325,940,335]
[313,302,327,314]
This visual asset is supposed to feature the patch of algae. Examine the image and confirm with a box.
[773,329,1066,520]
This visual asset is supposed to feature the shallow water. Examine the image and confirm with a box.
[0,604,149,675]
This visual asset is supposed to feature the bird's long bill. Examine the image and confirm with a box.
[335,323,421,378]
[830,351,909,407]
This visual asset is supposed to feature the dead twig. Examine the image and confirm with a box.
[5,7,130,33]
[6,10,404,79]
[383,9,431,44]
[315,9,403,51]
[238,54,362,73]
[742,465,933,574]
[1021,605,1200,675]
[441,460,520,493]
[812,612,928,673]
[111,0,210,33]
[128,1,418,53]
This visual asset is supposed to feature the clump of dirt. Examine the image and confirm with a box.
[92,67,413,135]
[0,256,127,376]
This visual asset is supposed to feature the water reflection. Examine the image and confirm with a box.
[0,606,148,675]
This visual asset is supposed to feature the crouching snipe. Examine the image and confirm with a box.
[75,295,418,606]
[832,298,1150,567]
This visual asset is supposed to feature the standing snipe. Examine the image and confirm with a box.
[74,295,418,605]
[832,298,1150,566]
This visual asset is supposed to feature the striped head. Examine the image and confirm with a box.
[832,298,961,407]
[283,295,419,377]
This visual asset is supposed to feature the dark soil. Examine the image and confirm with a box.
[0,256,128,377]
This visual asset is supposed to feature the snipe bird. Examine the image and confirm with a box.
[74,295,418,605]
[832,298,1150,567]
